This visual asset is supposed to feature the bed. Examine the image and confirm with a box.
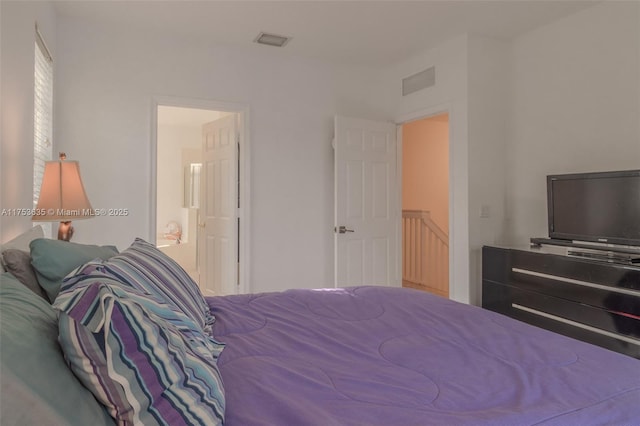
[209,287,640,425]
[1,229,639,425]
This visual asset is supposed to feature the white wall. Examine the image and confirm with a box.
[467,36,510,305]
[506,1,640,245]
[0,1,56,242]
[5,2,635,302]
[54,18,386,293]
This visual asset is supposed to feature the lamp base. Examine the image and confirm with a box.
[58,221,74,241]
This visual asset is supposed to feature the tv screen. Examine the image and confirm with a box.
[547,170,640,247]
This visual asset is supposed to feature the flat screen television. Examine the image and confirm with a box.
[547,169,640,247]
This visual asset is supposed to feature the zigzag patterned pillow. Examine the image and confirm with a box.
[65,238,214,333]
[55,279,225,425]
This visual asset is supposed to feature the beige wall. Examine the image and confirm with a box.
[402,114,449,232]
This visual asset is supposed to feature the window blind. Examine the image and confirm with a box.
[33,25,53,210]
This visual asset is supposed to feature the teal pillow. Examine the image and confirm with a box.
[30,238,118,302]
[0,273,113,425]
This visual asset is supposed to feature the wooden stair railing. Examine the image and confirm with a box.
[402,210,449,297]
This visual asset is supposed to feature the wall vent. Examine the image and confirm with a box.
[254,32,291,48]
[402,66,435,96]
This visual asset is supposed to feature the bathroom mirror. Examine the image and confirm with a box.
[183,163,202,208]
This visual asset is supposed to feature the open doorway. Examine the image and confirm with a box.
[154,101,250,296]
[156,106,223,284]
[401,113,450,297]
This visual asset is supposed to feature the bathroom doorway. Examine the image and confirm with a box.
[154,102,249,296]
[156,106,222,284]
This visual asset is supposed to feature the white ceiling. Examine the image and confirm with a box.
[54,0,598,67]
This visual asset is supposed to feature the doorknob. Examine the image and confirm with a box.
[198,222,206,228]
[336,226,354,234]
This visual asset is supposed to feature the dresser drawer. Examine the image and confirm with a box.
[482,245,640,358]
[482,246,510,284]
[509,267,640,316]
[511,250,640,293]
[483,280,640,358]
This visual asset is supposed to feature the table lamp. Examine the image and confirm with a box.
[32,153,94,241]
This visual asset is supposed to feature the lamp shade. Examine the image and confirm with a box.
[32,159,94,221]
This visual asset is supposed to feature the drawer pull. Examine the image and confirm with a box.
[512,268,640,298]
[512,303,640,347]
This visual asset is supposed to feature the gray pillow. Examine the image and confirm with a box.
[1,226,44,271]
[1,249,48,301]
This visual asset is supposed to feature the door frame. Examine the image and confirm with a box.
[395,103,458,301]
[150,95,251,295]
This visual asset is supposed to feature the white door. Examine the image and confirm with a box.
[334,116,398,287]
[198,114,238,296]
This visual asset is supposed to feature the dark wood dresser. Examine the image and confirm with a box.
[482,245,640,359]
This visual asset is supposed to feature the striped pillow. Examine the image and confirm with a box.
[70,238,214,332]
[55,279,225,425]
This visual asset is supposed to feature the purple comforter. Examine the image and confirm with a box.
[207,286,640,425]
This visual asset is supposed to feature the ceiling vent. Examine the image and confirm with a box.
[402,66,435,96]
[254,32,291,48]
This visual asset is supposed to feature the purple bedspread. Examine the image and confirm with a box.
[207,286,640,425]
